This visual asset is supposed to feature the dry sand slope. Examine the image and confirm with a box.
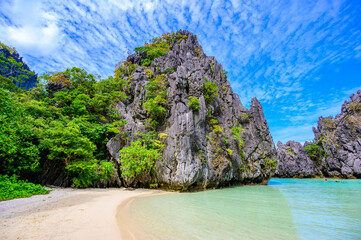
[0,187,161,240]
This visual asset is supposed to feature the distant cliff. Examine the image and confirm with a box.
[0,43,37,90]
[106,30,277,190]
[276,90,361,178]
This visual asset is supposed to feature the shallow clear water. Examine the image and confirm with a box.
[127,179,361,240]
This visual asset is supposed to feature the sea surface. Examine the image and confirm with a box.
[126,179,361,240]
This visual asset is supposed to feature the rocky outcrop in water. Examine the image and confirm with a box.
[276,90,361,178]
[107,30,277,190]
[0,44,38,90]
[275,141,322,178]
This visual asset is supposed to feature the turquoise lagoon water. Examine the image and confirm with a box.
[127,179,361,239]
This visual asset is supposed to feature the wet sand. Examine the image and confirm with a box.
[116,191,173,240]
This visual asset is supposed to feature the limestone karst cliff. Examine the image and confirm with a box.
[275,141,322,178]
[276,89,361,178]
[0,43,38,90]
[0,31,276,190]
[107,30,277,190]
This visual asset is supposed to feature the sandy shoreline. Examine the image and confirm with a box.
[0,187,164,240]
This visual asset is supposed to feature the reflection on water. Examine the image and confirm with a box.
[128,183,297,239]
[127,179,361,240]
[268,178,361,240]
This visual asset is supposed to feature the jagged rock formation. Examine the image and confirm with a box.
[275,141,322,178]
[276,90,361,178]
[0,43,38,90]
[107,30,277,190]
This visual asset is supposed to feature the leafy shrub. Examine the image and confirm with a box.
[144,74,168,122]
[38,121,96,165]
[141,59,152,66]
[305,143,328,162]
[158,132,168,141]
[149,182,158,188]
[264,158,277,170]
[322,118,334,125]
[176,33,188,43]
[135,33,173,64]
[231,124,245,160]
[0,88,40,177]
[347,102,361,112]
[221,69,228,78]
[114,61,138,78]
[144,69,153,78]
[65,160,114,188]
[317,137,325,144]
[188,96,200,110]
[135,32,187,67]
[0,175,50,201]
[119,132,164,180]
[194,47,202,57]
[203,78,218,105]
[210,119,219,125]
[0,75,22,92]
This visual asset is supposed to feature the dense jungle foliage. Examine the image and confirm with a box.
[0,67,127,189]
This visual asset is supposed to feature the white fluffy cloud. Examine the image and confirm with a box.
[0,0,61,55]
[1,0,360,143]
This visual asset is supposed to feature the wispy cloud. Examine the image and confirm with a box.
[0,0,360,144]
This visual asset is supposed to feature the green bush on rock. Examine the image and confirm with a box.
[135,32,188,67]
[188,96,200,110]
[231,124,245,160]
[144,74,168,122]
[264,158,277,170]
[119,132,164,182]
[203,78,218,105]
[305,143,328,162]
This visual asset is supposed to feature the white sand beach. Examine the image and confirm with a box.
[0,187,163,240]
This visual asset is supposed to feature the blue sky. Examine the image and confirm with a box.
[1,0,361,144]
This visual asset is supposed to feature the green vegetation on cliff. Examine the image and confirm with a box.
[1,42,36,88]
[305,143,328,162]
[0,33,186,194]
[188,96,200,110]
[144,74,168,123]
[119,131,164,187]
[0,30,277,194]
[134,32,187,66]
[0,33,187,195]
[203,77,219,105]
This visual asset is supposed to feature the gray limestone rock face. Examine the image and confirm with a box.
[313,89,361,178]
[276,89,361,179]
[275,141,322,178]
[107,30,277,190]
